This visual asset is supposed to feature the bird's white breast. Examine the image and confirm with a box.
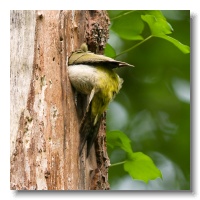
[68,64,99,94]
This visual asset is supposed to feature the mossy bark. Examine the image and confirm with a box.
[10,10,110,190]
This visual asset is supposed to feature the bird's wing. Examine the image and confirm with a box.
[69,51,134,68]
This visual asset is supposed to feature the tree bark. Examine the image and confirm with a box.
[10,10,110,190]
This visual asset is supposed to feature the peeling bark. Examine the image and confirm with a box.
[10,10,110,190]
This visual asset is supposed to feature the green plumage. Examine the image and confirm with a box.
[69,44,134,68]
[68,43,133,157]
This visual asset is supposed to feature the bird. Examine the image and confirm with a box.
[68,43,133,157]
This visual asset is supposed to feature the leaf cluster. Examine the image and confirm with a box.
[105,10,190,58]
[107,130,162,183]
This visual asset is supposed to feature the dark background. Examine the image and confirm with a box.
[106,10,190,190]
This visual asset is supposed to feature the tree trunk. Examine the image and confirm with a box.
[10,10,110,190]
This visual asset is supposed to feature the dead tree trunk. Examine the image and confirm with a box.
[10,10,110,190]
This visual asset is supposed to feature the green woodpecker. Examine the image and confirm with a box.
[68,43,133,157]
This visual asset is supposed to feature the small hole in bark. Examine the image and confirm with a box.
[38,14,43,20]
[53,57,55,61]
[60,36,63,41]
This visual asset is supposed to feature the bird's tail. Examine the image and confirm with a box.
[79,105,102,157]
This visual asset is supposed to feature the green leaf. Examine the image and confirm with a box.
[141,14,190,53]
[142,10,166,20]
[141,14,173,36]
[107,130,133,153]
[157,35,190,54]
[107,131,162,183]
[104,43,116,58]
[124,152,162,183]
[111,11,144,41]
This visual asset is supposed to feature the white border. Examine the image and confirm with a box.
[0,0,199,199]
